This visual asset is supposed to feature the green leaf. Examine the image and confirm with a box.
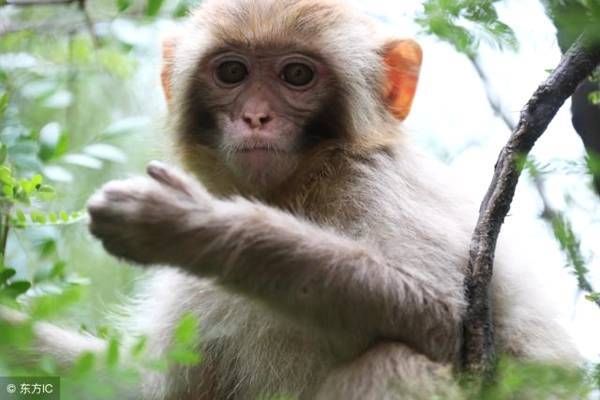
[72,352,95,376]
[106,337,120,368]
[48,212,58,223]
[19,178,35,196]
[131,336,147,358]
[168,313,201,366]
[551,213,590,292]
[38,238,56,258]
[70,210,83,219]
[97,325,110,339]
[5,280,31,297]
[147,0,166,16]
[416,0,517,56]
[83,143,126,163]
[168,348,201,365]
[53,135,69,158]
[14,186,30,204]
[586,292,600,303]
[39,122,69,161]
[43,90,73,109]
[172,0,192,17]
[31,174,43,188]
[588,153,600,178]
[49,261,66,279]
[30,211,47,224]
[30,285,82,319]
[0,267,16,283]
[0,143,7,165]
[63,153,103,169]
[102,116,150,136]
[0,165,14,186]
[0,91,8,117]
[43,165,73,183]
[2,184,13,199]
[35,184,56,201]
[59,210,69,222]
[71,36,94,65]
[117,0,132,12]
[174,313,199,345]
[16,209,26,224]
[588,90,600,105]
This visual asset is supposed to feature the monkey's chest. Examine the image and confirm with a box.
[201,291,362,399]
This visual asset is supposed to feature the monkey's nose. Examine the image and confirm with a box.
[243,112,272,129]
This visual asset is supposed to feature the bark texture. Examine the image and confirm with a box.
[462,35,600,375]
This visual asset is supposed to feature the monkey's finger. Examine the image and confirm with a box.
[147,160,193,196]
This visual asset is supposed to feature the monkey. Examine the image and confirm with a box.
[0,0,582,399]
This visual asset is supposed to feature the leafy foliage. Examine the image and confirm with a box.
[522,155,599,301]
[588,90,600,105]
[543,0,600,48]
[475,358,593,399]
[0,1,191,398]
[416,0,517,56]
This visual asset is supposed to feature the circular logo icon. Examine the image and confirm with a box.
[6,384,17,394]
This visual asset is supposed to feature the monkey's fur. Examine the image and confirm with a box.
[2,0,581,399]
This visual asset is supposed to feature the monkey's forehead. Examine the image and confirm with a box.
[188,0,382,53]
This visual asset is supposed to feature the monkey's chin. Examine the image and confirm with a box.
[228,150,297,189]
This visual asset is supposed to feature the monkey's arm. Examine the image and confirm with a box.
[88,163,461,359]
[0,305,106,368]
[315,341,458,400]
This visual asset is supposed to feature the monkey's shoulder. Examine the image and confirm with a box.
[294,146,477,240]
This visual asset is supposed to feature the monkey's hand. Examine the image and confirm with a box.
[87,161,215,267]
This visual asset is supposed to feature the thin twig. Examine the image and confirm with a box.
[468,55,517,132]
[0,207,11,267]
[462,34,600,375]
[4,0,98,47]
[77,0,98,48]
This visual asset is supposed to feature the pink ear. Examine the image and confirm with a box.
[161,35,178,104]
[383,39,423,120]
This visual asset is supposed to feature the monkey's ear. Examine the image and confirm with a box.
[161,34,179,104]
[383,39,423,120]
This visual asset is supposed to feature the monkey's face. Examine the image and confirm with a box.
[167,0,423,194]
[189,48,337,188]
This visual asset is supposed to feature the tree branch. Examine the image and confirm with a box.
[468,55,600,309]
[461,34,600,375]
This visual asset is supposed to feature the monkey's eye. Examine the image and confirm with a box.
[281,63,315,87]
[216,61,248,85]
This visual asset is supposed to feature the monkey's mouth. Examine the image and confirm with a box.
[233,142,291,153]
[233,145,292,157]
[237,147,275,153]
[227,144,294,174]
[234,147,285,164]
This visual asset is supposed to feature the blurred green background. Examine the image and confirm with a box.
[0,0,195,328]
